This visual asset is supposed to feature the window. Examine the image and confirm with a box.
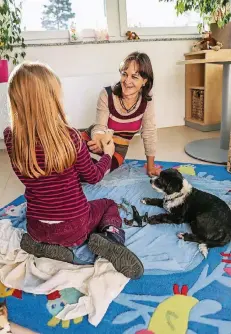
[119,0,200,36]
[19,0,107,41]
[18,0,200,43]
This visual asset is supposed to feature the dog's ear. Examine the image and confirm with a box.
[165,177,182,194]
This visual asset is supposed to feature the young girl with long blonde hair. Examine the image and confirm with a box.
[4,62,143,279]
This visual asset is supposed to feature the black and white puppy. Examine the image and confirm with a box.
[141,168,231,257]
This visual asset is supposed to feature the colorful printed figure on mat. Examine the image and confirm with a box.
[221,252,231,275]
[0,282,22,300]
[173,164,196,176]
[0,203,26,218]
[0,301,12,334]
[0,203,26,229]
[46,288,83,329]
[136,284,199,334]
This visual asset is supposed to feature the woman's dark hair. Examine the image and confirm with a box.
[113,52,154,101]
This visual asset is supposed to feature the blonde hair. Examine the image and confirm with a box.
[8,62,78,178]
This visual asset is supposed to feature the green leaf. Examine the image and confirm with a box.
[162,0,231,32]
[197,22,203,32]
[0,0,26,59]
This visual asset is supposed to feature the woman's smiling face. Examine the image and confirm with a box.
[120,60,147,98]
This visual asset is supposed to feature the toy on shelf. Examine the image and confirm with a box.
[126,31,140,40]
[69,22,78,42]
[192,31,223,52]
[94,29,109,41]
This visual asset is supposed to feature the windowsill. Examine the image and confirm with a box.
[24,35,199,47]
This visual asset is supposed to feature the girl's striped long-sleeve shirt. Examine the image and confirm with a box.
[4,127,111,224]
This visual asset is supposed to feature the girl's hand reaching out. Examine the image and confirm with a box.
[87,133,104,154]
[87,140,103,154]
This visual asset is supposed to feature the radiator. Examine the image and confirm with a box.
[0,83,9,139]
[0,72,118,139]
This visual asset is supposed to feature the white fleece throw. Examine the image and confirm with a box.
[0,219,129,326]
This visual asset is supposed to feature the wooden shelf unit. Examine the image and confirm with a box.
[184,50,231,132]
[190,86,204,90]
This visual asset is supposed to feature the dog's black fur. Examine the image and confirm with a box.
[142,168,231,248]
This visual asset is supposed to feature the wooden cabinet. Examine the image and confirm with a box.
[184,50,231,131]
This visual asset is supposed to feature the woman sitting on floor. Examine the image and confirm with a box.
[81,51,160,177]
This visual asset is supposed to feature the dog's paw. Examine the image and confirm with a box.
[141,198,149,205]
[199,243,208,258]
[177,232,185,240]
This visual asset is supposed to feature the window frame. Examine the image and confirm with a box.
[118,0,199,37]
[22,0,116,44]
[21,0,199,44]
[22,29,98,44]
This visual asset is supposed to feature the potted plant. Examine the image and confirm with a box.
[162,0,231,48]
[0,0,26,83]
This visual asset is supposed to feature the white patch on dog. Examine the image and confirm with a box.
[150,176,165,193]
[141,199,147,204]
[199,243,208,258]
[151,184,164,193]
[163,179,192,212]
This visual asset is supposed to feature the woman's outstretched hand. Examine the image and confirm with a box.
[101,139,115,157]
[147,166,161,177]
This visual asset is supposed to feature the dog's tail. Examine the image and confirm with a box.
[199,236,231,258]
[198,244,208,258]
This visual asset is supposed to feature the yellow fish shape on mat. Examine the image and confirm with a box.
[137,284,199,334]
[0,282,22,299]
[173,165,196,176]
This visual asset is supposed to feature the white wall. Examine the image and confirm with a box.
[24,40,191,129]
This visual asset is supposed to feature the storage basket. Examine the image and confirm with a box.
[191,89,204,121]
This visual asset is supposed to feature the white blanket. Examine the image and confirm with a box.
[0,219,129,326]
